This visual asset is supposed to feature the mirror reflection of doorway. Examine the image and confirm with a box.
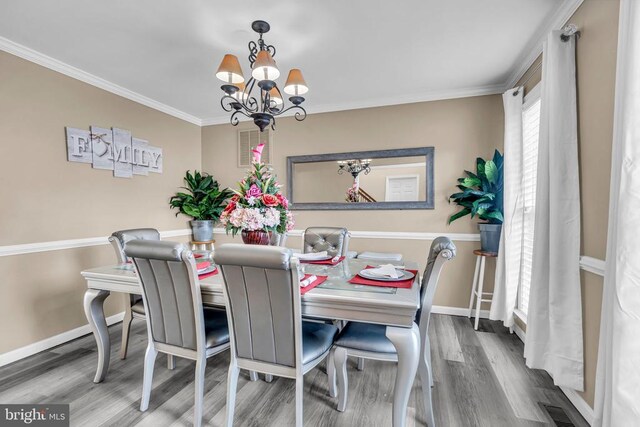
[385,175,420,201]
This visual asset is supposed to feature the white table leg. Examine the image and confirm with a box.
[474,257,486,330]
[386,324,420,427]
[84,288,111,383]
[468,256,481,317]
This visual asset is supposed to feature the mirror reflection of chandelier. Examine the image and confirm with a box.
[215,20,309,132]
[337,159,373,178]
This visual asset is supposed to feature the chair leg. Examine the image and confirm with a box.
[425,334,434,387]
[328,349,337,398]
[295,376,304,427]
[140,344,158,411]
[193,356,206,427]
[225,362,240,427]
[119,301,133,360]
[419,346,435,427]
[356,357,365,371]
[167,354,176,370]
[265,374,274,383]
[335,347,349,412]
[249,370,259,381]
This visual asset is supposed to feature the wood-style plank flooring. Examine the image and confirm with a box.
[0,315,588,426]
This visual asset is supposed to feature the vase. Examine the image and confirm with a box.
[478,223,502,253]
[241,230,270,245]
[190,220,214,242]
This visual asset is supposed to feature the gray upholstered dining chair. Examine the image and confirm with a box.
[125,240,230,427]
[331,237,456,427]
[302,227,350,258]
[214,244,339,427]
[108,228,160,360]
[270,231,288,247]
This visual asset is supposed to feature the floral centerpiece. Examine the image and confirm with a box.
[220,144,294,245]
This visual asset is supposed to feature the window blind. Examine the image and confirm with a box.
[518,97,541,315]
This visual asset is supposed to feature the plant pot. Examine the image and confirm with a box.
[190,220,214,242]
[478,223,502,253]
[241,230,270,245]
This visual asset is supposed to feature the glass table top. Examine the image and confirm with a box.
[300,258,406,294]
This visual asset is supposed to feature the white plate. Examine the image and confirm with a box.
[358,269,415,282]
[299,255,333,262]
[198,265,216,275]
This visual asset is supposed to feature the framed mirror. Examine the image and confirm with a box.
[287,147,434,210]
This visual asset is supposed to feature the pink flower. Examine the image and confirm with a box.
[276,193,289,209]
[262,194,279,207]
[246,184,262,198]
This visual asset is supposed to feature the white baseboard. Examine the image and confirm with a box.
[0,312,125,368]
[561,386,595,425]
[512,318,594,425]
[431,305,489,319]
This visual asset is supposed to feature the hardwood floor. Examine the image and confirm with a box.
[0,315,588,426]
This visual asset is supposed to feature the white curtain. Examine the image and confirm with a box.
[490,88,523,328]
[523,30,583,391]
[594,0,640,424]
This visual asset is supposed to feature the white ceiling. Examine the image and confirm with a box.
[0,0,578,125]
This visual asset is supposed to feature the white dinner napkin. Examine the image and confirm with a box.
[366,264,401,279]
[300,275,317,287]
[296,251,329,261]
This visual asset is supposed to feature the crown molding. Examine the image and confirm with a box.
[1,0,581,128]
[200,83,505,126]
[0,36,202,126]
[504,0,585,89]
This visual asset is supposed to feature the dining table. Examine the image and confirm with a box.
[81,256,422,427]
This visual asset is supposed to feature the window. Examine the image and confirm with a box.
[517,85,541,317]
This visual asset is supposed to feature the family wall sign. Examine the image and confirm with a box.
[65,126,163,178]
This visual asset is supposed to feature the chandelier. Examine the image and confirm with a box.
[337,159,373,179]
[215,20,308,132]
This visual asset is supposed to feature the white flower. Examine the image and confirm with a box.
[246,196,257,206]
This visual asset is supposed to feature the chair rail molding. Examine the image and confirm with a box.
[0,229,192,257]
[0,229,480,257]
[579,256,605,277]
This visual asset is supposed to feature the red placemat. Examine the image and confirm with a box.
[348,266,418,289]
[300,274,328,295]
[301,256,345,265]
[198,268,218,280]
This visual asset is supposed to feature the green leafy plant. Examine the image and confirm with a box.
[169,170,233,221]
[448,149,504,224]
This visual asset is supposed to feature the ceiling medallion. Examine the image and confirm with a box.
[215,20,308,132]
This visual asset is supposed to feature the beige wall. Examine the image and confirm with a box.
[0,51,200,353]
[202,95,503,308]
[516,0,620,408]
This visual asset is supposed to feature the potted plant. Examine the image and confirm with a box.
[169,170,233,242]
[448,150,504,253]
[220,144,294,245]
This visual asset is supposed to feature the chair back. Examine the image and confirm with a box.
[214,244,302,368]
[302,227,350,257]
[417,237,457,327]
[125,240,205,352]
[109,228,160,263]
[270,232,288,247]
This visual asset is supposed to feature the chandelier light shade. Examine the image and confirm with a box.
[268,87,283,106]
[251,50,280,81]
[284,69,308,96]
[216,54,245,84]
[216,20,308,132]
